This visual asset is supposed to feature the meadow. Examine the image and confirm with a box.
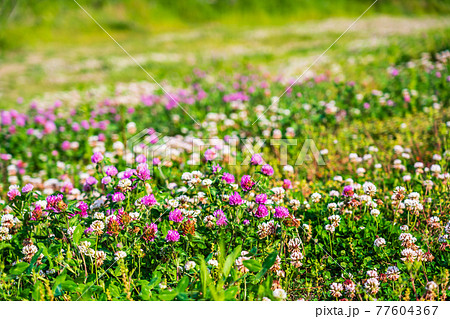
[0,1,449,301]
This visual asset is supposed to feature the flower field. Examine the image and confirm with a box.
[1,5,450,302]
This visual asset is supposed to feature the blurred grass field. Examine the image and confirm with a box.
[0,0,449,107]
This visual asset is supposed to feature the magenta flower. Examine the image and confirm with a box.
[7,187,21,200]
[136,163,151,181]
[46,194,65,213]
[255,204,269,218]
[282,179,292,190]
[240,175,254,191]
[250,153,264,165]
[212,164,222,174]
[102,176,112,185]
[274,206,289,218]
[136,154,147,164]
[61,141,71,151]
[255,194,267,204]
[76,201,89,218]
[222,172,235,184]
[91,152,104,164]
[166,230,180,242]
[214,209,228,227]
[229,192,243,206]
[104,166,118,176]
[204,148,217,161]
[169,209,184,223]
[112,192,125,203]
[143,223,158,242]
[342,185,354,197]
[141,194,157,206]
[21,183,34,193]
[261,164,274,176]
[152,158,161,166]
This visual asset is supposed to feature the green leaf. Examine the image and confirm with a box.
[32,281,43,301]
[61,280,77,292]
[200,258,209,297]
[222,245,242,278]
[224,286,239,300]
[253,251,278,283]
[176,276,190,292]
[243,259,262,272]
[9,262,29,275]
[158,290,178,301]
[73,225,84,244]
[261,251,278,270]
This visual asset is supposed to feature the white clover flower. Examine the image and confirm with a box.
[329,190,340,197]
[370,209,380,217]
[181,172,192,181]
[184,261,196,271]
[426,281,439,292]
[129,212,140,220]
[310,193,322,203]
[201,179,213,186]
[430,164,441,173]
[329,283,344,298]
[327,203,338,211]
[283,165,294,173]
[94,212,104,220]
[207,259,219,267]
[374,238,386,247]
[114,251,127,261]
[356,167,366,176]
[328,215,341,227]
[272,288,287,300]
[363,182,377,196]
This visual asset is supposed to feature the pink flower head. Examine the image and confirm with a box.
[102,176,112,185]
[255,204,269,218]
[261,164,274,176]
[104,166,118,177]
[214,209,228,227]
[229,192,243,206]
[152,158,161,166]
[21,183,34,193]
[91,152,104,164]
[136,154,147,164]
[76,201,89,218]
[112,192,125,203]
[46,194,65,213]
[61,141,71,151]
[7,187,21,200]
[240,175,254,191]
[342,185,354,197]
[250,153,264,165]
[143,223,158,242]
[212,164,222,174]
[283,179,292,190]
[222,172,235,184]
[166,230,180,242]
[141,194,157,206]
[136,163,151,181]
[204,148,217,161]
[255,193,267,204]
[169,209,184,223]
[274,206,289,218]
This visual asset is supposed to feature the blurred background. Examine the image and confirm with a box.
[0,0,449,107]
